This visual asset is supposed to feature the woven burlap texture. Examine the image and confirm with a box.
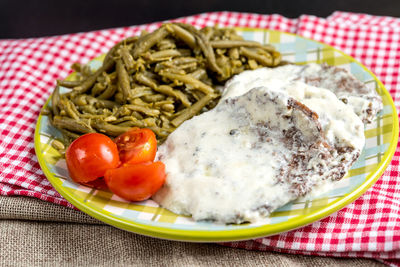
[0,196,384,267]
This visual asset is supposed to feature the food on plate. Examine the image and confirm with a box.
[45,23,282,150]
[114,127,157,165]
[221,63,383,124]
[65,133,120,183]
[44,22,383,224]
[105,161,166,202]
[65,129,166,201]
[153,69,369,224]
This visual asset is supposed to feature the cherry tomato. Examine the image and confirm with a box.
[65,133,120,184]
[82,177,108,191]
[104,161,166,202]
[114,128,157,165]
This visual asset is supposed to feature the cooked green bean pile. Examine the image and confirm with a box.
[44,23,282,148]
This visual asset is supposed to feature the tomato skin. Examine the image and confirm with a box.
[104,161,166,201]
[114,128,157,165]
[65,133,120,184]
[82,177,108,191]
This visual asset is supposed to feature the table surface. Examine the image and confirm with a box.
[1,0,400,38]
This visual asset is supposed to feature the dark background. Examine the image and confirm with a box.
[1,0,400,39]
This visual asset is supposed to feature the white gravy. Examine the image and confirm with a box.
[153,66,365,224]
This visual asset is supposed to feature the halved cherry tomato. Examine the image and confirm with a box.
[104,161,166,202]
[114,128,157,165]
[65,133,120,184]
[82,177,109,191]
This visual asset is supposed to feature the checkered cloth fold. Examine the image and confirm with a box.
[0,11,399,266]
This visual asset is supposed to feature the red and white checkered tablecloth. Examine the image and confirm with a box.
[0,11,399,266]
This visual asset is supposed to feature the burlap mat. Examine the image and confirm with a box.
[0,196,384,266]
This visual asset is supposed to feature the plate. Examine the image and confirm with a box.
[34,28,399,242]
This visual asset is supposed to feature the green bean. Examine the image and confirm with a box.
[41,107,52,116]
[141,94,166,102]
[130,97,153,106]
[79,113,106,119]
[201,26,214,40]
[272,51,282,66]
[135,72,158,89]
[116,59,131,102]
[117,120,146,128]
[148,125,172,139]
[160,72,214,95]
[56,79,81,88]
[160,114,172,126]
[161,103,174,111]
[155,85,191,107]
[74,59,115,94]
[240,47,273,66]
[171,94,216,127]
[71,62,82,72]
[139,30,148,37]
[188,69,207,80]
[75,95,117,111]
[154,98,174,107]
[130,111,144,120]
[154,64,185,74]
[104,116,117,122]
[175,58,201,67]
[95,99,120,110]
[51,139,65,151]
[81,65,93,78]
[53,116,95,134]
[188,89,205,101]
[179,62,198,72]
[91,82,106,96]
[142,70,159,80]
[100,108,113,116]
[161,57,198,69]
[228,48,239,59]
[57,98,70,118]
[248,59,258,69]
[173,23,223,76]
[147,49,181,61]
[130,86,154,98]
[115,93,124,104]
[111,115,141,124]
[103,71,114,84]
[65,99,80,120]
[103,36,138,67]
[166,24,196,49]
[196,35,223,75]
[157,38,176,50]
[132,27,169,58]
[161,110,175,118]
[73,94,88,106]
[120,46,135,69]
[112,106,129,118]
[143,117,157,127]
[80,105,97,114]
[92,121,132,137]
[97,84,117,100]
[51,23,282,145]
[51,87,60,116]
[125,104,160,117]
[177,49,191,57]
